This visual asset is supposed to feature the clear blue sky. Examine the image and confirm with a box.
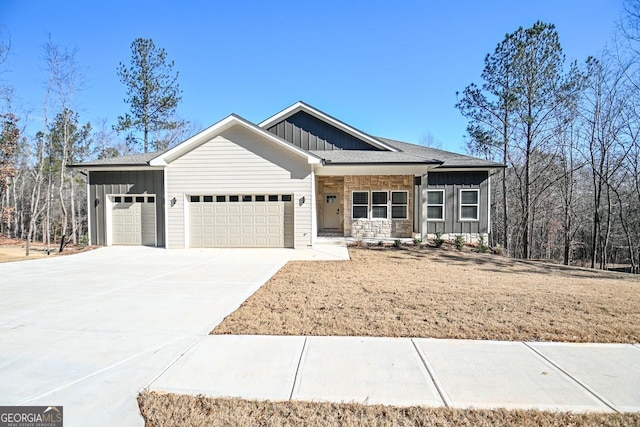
[0,0,623,152]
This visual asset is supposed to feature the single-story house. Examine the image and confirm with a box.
[74,102,503,248]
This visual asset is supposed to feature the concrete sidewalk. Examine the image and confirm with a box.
[150,335,640,413]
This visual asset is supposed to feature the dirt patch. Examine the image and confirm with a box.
[213,247,640,343]
[0,237,97,263]
[138,392,640,427]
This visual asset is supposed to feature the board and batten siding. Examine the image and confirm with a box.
[266,111,378,151]
[165,125,314,248]
[422,171,489,235]
[88,170,165,246]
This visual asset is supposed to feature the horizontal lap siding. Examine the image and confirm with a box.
[423,171,489,235]
[166,125,313,248]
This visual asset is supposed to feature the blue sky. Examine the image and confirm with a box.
[0,0,624,152]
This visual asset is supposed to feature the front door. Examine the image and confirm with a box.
[323,194,341,230]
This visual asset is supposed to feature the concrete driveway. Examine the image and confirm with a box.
[0,246,293,427]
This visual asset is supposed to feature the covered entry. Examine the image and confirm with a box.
[111,195,157,246]
[189,195,294,248]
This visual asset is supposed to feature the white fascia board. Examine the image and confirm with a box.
[149,115,238,166]
[314,164,433,176]
[79,166,165,172]
[429,167,493,173]
[258,101,399,152]
[150,114,321,166]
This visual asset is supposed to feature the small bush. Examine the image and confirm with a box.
[413,237,422,245]
[393,239,402,248]
[377,240,384,247]
[79,234,90,248]
[433,230,445,248]
[454,235,465,250]
[477,235,490,253]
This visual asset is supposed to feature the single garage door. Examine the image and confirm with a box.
[189,194,294,248]
[111,195,157,246]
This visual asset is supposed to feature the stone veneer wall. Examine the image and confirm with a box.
[343,175,413,238]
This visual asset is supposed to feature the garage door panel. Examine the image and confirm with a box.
[189,197,292,248]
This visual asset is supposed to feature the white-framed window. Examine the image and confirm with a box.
[391,191,408,219]
[460,189,479,221]
[426,189,445,221]
[371,191,388,219]
[352,191,369,219]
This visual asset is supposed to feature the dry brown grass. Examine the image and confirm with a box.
[213,247,640,343]
[0,237,95,263]
[138,392,640,427]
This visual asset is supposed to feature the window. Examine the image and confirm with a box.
[124,196,133,203]
[242,195,252,202]
[281,195,292,202]
[268,195,278,202]
[114,196,122,203]
[371,191,388,219]
[135,196,144,203]
[190,195,200,203]
[216,195,226,202]
[391,191,408,219]
[147,196,155,203]
[426,190,445,221]
[352,191,368,219]
[229,195,239,202]
[460,189,479,221]
[203,196,213,203]
[255,195,265,202]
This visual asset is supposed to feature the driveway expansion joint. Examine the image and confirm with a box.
[522,342,619,413]
[289,336,308,400]
[410,338,449,408]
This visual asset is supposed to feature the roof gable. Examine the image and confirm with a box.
[258,101,398,152]
[149,114,321,166]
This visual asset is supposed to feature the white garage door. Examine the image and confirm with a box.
[111,195,157,246]
[189,195,294,248]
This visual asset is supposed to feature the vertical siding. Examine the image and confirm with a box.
[266,111,379,151]
[88,170,165,246]
[422,171,489,235]
[165,125,313,248]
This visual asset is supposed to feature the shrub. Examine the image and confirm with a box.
[433,230,444,248]
[377,240,384,247]
[393,239,402,248]
[79,234,90,248]
[477,234,490,253]
[413,237,422,245]
[454,234,465,250]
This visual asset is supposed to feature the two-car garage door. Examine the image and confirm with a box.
[189,195,294,248]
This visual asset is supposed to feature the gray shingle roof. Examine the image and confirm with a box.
[71,151,163,167]
[376,137,504,168]
[308,150,441,164]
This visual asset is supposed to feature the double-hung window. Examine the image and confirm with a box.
[391,191,408,219]
[460,189,479,221]
[352,192,369,219]
[426,190,445,221]
[371,191,388,219]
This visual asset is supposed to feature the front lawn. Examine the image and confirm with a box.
[213,247,640,343]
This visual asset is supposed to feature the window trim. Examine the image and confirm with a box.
[391,191,408,220]
[371,191,388,219]
[459,189,480,222]
[352,191,369,219]
[426,189,445,222]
